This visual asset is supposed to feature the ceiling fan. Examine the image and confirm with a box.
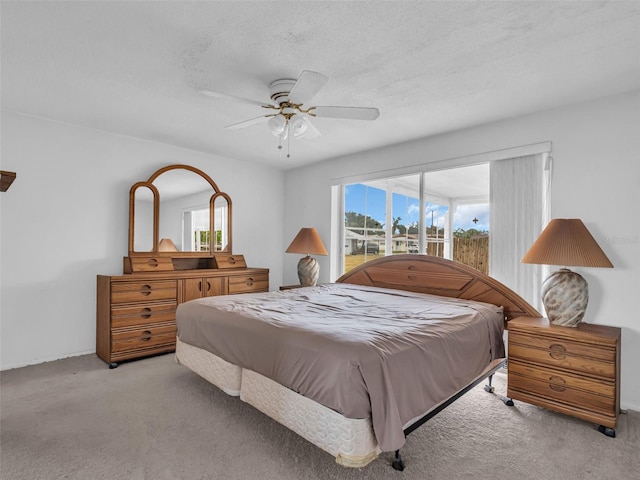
[199,70,380,157]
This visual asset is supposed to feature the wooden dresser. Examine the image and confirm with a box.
[97,267,269,368]
[98,164,271,368]
[507,316,621,436]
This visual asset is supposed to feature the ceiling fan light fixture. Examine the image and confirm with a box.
[268,114,287,135]
[290,115,308,138]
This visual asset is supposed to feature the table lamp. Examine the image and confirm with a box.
[285,227,328,286]
[521,219,613,327]
[158,238,179,252]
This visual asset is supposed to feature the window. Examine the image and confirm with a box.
[341,166,489,275]
[332,142,551,310]
[344,183,386,272]
[182,201,229,252]
[183,207,210,252]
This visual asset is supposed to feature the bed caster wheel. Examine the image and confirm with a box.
[502,397,514,407]
[484,385,495,393]
[598,425,615,437]
[108,362,118,369]
[392,451,405,471]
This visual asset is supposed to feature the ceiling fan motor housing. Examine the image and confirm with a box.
[269,78,297,104]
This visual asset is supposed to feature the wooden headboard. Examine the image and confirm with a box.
[336,254,540,321]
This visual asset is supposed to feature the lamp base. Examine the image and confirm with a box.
[297,255,319,287]
[541,268,589,327]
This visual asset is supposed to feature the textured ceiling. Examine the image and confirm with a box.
[2,1,640,170]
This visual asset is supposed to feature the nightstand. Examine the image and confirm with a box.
[507,316,621,437]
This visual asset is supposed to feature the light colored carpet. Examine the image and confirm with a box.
[1,353,638,480]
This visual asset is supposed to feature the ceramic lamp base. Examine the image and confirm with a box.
[541,268,589,327]
[297,255,319,286]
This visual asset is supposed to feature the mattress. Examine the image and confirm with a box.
[175,337,381,467]
[176,283,505,452]
[175,337,242,396]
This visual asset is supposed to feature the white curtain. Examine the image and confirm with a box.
[490,153,552,313]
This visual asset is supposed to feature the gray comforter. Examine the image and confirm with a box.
[176,283,505,451]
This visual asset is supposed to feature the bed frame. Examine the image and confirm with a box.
[176,255,540,470]
[337,254,540,322]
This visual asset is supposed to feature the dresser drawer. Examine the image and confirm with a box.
[111,301,177,329]
[111,280,177,304]
[111,323,177,353]
[228,273,269,294]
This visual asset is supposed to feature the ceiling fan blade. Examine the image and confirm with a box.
[288,70,329,104]
[225,115,270,130]
[311,106,380,121]
[199,89,272,107]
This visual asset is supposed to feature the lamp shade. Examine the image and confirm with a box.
[286,228,328,256]
[158,238,178,252]
[521,219,612,327]
[521,219,613,268]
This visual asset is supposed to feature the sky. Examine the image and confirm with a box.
[345,184,490,232]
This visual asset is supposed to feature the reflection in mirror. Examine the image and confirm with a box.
[133,186,154,252]
[182,206,210,252]
[214,195,229,252]
[155,169,214,252]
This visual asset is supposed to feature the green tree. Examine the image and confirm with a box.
[392,216,402,234]
[454,227,489,238]
[345,211,383,235]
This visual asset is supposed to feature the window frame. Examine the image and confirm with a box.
[329,142,552,281]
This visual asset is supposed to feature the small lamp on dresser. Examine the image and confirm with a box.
[521,218,613,327]
[285,227,328,287]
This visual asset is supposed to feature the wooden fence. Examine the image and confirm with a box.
[426,236,489,274]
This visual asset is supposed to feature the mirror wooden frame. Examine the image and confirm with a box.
[127,164,233,263]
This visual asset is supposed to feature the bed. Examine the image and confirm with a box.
[175,255,539,469]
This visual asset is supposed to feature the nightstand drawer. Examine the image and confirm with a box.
[111,323,177,353]
[509,369,616,417]
[509,331,615,363]
[508,343,615,379]
[509,360,615,399]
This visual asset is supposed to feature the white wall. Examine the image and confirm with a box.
[0,112,285,369]
[284,90,640,410]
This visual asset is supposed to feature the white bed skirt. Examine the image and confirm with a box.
[175,338,381,467]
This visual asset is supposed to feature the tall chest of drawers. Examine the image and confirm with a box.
[97,268,269,368]
[507,316,621,436]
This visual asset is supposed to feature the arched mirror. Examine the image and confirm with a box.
[131,184,157,252]
[128,165,232,260]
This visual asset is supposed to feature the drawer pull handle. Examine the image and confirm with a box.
[408,265,416,271]
[147,258,159,268]
[140,308,152,319]
[140,285,152,296]
[198,281,202,292]
[549,343,566,360]
[141,330,152,341]
[229,256,236,264]
[549,375,566,385]
[206,281,211,292]
[549,383,567,393]
[408,275,417,281]
[246,277,254,286]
